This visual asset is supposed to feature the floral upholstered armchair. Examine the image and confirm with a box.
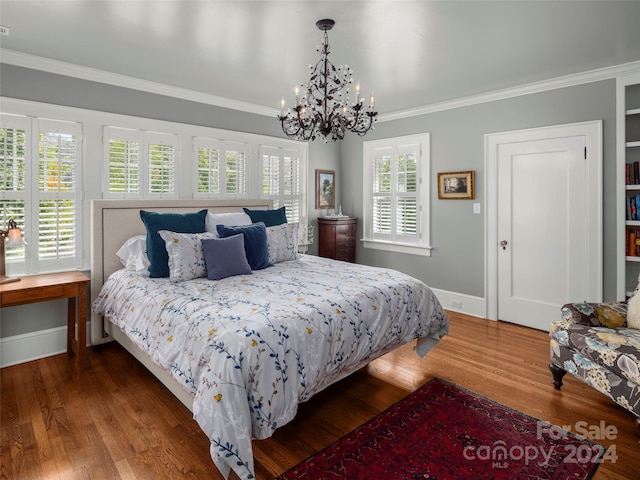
[549,301,640,424]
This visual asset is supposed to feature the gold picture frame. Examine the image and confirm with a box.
[437,170,475,200]
[316,169,336,209]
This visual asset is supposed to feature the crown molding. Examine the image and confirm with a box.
[3,49,640,123]
[0,49,278,118]
[379,61,640,122]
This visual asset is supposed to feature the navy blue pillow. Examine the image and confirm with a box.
[201,234,252,280]
[140,209,207,278]
[242,207,287,227]
[216,222,271,270]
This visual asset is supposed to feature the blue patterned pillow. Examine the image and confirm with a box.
[140,209,207,278]
[216,222,271,270]
[242,207,287,227]
[201,234,252,280]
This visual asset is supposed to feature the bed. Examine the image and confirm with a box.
[90,199,449,480]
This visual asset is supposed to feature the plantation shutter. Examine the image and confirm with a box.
[282,152,301,222]
[369,141,422,246]
[259,146,302,223]
[196,138,221,195]
[104,127,176,198]
[372,146,393,238]
[104,127,141,197]
[37,119,81,268]
[395,144,419,242]
[146,132,176,197]
[223,141,247,197]
[194,138,248,197]
[0,115,29,266]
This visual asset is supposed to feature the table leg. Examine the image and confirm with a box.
[67,296,77,357]
[67,283,87,369]
[77,282,87,369]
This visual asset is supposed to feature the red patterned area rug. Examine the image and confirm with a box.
[277,378,602,480]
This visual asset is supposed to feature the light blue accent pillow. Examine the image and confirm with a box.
[140,209,207,278]
[216,222,272,270]
[201,234,251,280]
[242,207,287,227]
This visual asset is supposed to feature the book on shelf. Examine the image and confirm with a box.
[626,226,640,256]
[625,193,640,220]
[627,161,640,185]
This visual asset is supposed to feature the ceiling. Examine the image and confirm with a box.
[1,1,640,116]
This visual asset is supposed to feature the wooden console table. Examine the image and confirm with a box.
[0,271,90,369]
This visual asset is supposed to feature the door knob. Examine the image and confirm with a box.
[500,240,508,250]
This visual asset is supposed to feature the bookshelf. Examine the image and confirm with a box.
[624,82,640,296]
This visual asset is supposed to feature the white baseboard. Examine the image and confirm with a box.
[430,288,486,319]
[0,326,67,368]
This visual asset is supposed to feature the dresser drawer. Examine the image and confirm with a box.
[336,248,354,260]
[336,231,354,242]
[335,248,354,261]
[1,285,65,306]
[336,224,353,234]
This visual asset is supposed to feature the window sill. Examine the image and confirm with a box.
[361,239,432,257]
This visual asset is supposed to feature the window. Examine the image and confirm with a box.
[362,133,431,256]
[103,127,177,198]
[259,146,305,224]
[0,114,82,274]
[2,98,308,273]
[195,138,248,197]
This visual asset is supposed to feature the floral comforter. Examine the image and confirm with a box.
[92,255,449,479]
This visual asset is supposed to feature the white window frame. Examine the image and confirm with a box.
[0,113,83,275]
[362,133,431,256]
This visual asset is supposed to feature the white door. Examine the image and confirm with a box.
[497,136,588,330]
[486,121,602,332]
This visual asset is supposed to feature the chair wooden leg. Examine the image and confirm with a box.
[549,363,567,390]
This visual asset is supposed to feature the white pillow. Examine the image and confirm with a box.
[205,211,252,234]
[266,222,299,264]
[159,230,218,282]
[116,235,150,276]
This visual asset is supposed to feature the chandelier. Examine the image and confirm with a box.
[278,19,378,142]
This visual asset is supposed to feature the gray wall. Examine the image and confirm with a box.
[342,79,617,300]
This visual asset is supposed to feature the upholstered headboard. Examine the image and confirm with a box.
[90,199,272,344]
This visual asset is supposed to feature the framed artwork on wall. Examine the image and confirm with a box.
[316,169,336,209]
[437,170,475,199]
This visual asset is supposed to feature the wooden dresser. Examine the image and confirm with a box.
[318,217,357,263]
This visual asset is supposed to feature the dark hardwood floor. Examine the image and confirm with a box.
[2,312,638,479]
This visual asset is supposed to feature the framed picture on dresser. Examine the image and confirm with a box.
[316,169,336,209]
